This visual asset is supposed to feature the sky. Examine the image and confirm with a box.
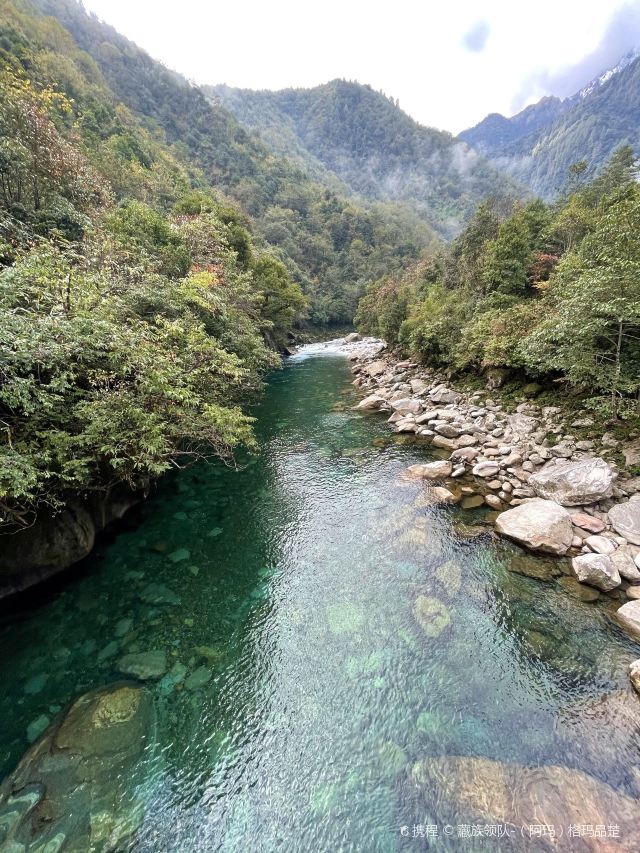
[82,0,640,134]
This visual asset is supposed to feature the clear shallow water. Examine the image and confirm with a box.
[1,346,640,851]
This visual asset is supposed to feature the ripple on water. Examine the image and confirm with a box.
[1,348,639,852]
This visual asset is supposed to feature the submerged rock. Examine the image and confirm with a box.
[0,683,154,852]
[117,650,167,681]
[529,457,615,506]
[495,499,573,555]
[571,553,621,591]
[409,755,640,851]
[412,595,451,638]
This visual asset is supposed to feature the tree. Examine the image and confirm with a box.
[523,184,640,414]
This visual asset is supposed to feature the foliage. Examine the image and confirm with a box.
[356,154,640,414]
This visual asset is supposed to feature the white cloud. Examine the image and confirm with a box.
[82,0,637,133]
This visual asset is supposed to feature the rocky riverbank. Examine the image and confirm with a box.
[341,334,640,685]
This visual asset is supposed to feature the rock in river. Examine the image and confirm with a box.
[118,650,167,680]
[495,499,573,555]
[413,595,451,638]
[529,457,615,506]
[0,683,154,852]
[404,461,452,480]
[409,756,640,851]
[571,553,621,591]
[609,501,640,546]
[616,600,640,640]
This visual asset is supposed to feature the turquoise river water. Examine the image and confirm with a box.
[1,343,640,851]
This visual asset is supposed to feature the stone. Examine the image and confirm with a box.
[495,499,573,555]
[428,385,460,404]
[345,332,361,342]
[139,583,181,606]
[409,756,640,851]
[431,435,456,451]
[354,394,386,411]
[484,494,503,510]
[168,548,190,563]
[611,548,640,582]
[410,378,429,394]
[529,457,615,506]
[472,462,500,478]
[184,666,212,691]
[412,595,451,638]
[434,423,460,438]
[404,461,452,480]
[584,534,617,556]
[558,576,600,602]
[117,650,167,681]
[428,487,460,505]
[455,434,478,448]
[630,660,640,694]
[0,684,153,852]
[571,553,620,591]
[450,446,479,462]
[27,714,51,744]
[435,560,462,596]
[626,586,640,600]
[616,600,640,640]
[609,501,640,546]
[461,494,484,509]
[365,359,387,377]
[570,512,605,534]
[390,398,422,415]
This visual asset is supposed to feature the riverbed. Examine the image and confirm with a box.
[1,343,639,851]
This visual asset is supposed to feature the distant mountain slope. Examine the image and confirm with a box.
[460,51,640,198]
[208,80,522,239]
[22,0,439,322]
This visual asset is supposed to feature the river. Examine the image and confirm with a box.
[1,343,639,852]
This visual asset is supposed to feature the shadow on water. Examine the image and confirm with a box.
[1,344,640,852]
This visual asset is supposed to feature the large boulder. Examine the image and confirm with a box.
[365,359,387,377]
[428,385,460,404]
[609,501,640,546]
[616,600,640,640]
[495,499,573,555]
[571,553,621,591]
[354,394,386,411]
[0,683,154,851]
[404,461,452,481]
[390,398,422,415]
[529,457,615,506]
[408,756,640,851]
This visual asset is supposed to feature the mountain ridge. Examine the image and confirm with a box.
[460,50,640,197]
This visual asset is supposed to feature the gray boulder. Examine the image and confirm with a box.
[609,501,640,546]
[529,457,615,506]
[571,553,621,591]
[404,461,452,480]
[495,499,573,555]
[616,600,640,640]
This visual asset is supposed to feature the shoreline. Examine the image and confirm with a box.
[341,334,640,681]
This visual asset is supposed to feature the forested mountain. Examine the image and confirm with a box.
[208,79,521,239]
[356,146,640,417]
[24,0,439,323]
[460,51,640,198]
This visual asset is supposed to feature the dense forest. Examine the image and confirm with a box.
[356,146,640,419]
[210,79,521,239]
[0,0,310,531]
[460,52,640,199]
